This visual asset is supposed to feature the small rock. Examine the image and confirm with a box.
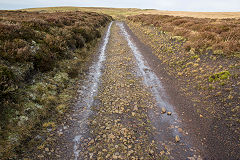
[200,114,203,118]
[149,150,154,154]
[89,153,93,158]
[160,150,165,155]
[113,155,118,159]
[38,155,44,158]
[106,154,110,158]
[102,149,107,152]
[109,133,115,139]
[45,148,49,152]
[128,150,134,156]
[161,107,166,114]
[175,135,180,142]
[133,106,138,111]
[178,128,183,133]
[167,112,172,115]
[89,139,94,144]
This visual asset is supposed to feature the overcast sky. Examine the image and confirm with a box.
[0,0,240,12]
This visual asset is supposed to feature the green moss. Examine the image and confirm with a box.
[220,82,225,86]
[56,104,67,114]
[208,84,215,90]
[171,36,185,42]
[206,47,212,51]
[231,106,239,113]
[213,50,224,55]
[186,62,194,67]
[219,71,230,80]
[42,121,56,128]
[234,52,240,58]
[53,72,69,84]
[209,71,231,82]
[190,55,199,59]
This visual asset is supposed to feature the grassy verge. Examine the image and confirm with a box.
[0,10,112,159]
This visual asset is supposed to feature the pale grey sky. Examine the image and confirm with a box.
[0,0,240,12]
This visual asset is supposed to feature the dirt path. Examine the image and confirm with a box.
[24,22,203,160]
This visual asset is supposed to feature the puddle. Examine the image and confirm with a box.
[117,22,200,159]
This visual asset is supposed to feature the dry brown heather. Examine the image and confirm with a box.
[0,10,112,158]
[128,14,240,56]
[0,11,112,70]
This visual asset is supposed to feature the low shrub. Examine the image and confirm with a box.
[0,64,16,101]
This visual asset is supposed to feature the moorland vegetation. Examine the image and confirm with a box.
[0,10,112,158]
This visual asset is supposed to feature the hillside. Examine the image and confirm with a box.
[22,7,240,19]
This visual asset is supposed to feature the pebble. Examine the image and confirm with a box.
[178,128,183,133]
[89,153,93,158]
[161,107,166,114]
[38,155,44,158]
[149,150,154,154]
[175,135,180,142]
[167,112,172,115]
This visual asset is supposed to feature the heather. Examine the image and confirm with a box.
[0,10,112,158]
